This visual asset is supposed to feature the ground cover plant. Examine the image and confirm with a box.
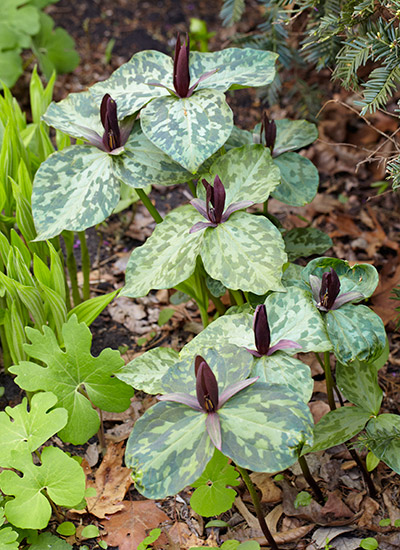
[0,3,400,549]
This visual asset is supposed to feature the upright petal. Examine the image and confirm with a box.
[319,268,340,311]
[173,33,190,98]
[212,175,226,224]
[253,304,271,356]
[195,357,219,412]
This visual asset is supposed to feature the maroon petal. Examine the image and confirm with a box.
[187,68,219,97]
[189,221,216,234]
[195,357,219,412]
[212,175,226,224]
[253,304,271,356]
[119,117,136,147]
[173,33,190,98]
[205,412,222,450]
[221,200,253,222]
[319,268,341,310]
[331,291,364,310]
[267,339,301,355]
[158,393,203,411]
[218,377,259,408]
[190,198,208,219]
[100,93,110,128]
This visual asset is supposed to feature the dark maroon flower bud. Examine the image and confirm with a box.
[319,268,341,311]
[195,356,219,413]
[173,33,191,98]
[203,175,226,224]
[253,304,271,356]
[100,94,121,152]
[261,112,276,153]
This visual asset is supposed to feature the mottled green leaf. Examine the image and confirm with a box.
[125,402,214,499]
[122,205,205,298]
[116,347,179,394]
[252,353,313,403]
[201,212,286,294]
[336,359,382,415]
[0,446,85,529]
[220,384,314,472]
[366,414,400,475]
[326,304,386,364]
[301,257,379,299]
[206,275,226,297]
[9,315,133,444]
[284,227,332,262]
[189,48,278,92]
[191,449,239,516]
[0,392,67,468]
[140,89,233,172]
[273,119,318,156]
[272,153,319,206]
[32,145,118,239]
[226,125,254,149]
[303,407,371,454]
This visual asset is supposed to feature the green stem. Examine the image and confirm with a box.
[136,188,163,224]
[63,232,82,307]
[347,445,377,499]
[187,179,197,197]
[97,408,106,455]
[298,454,325,505]
[236,465,280,550]
[199,304,210,327]
[230,289,245,306]
[263,200,268,215]
[323,351,336,411]
[208,292,226,316]
[78,231,91,301]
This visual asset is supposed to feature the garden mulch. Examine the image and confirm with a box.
[5,0,400,548]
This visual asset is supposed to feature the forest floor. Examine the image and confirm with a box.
[7,0,400,549]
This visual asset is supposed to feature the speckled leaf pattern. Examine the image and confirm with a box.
[121,205,205,298]
[89,50,173,118]
[161,345,253,395]
[205,145,280,205]
[301,257,379,299]
[32,145,119,240]
[252,353,313,403]
[326,304,386,364]
[303,407,371,454]
[112,125,191,187]
[125,401,214,499]
[225,125,254,149]
[336,359,383,415]
[140,89,233,172]
[265,287,332,353]
[272,153,319,206]
[273,119,318,156]
[201,212,287,294]
[219,384,314,472]
[189,48,278,92]
[284,227,332,262]
[0,392,67,469]
[116,347,179,394]
[366,415,400,475]
[42,90,103,140]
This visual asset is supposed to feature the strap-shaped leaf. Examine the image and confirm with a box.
[125,401,214,499]
[140,89,233,173]
[189,48,278,92]
[32,145,119,240]
[366,414,400,475]
[219,384,314,472]
[117,347,180,394]
[303,407,371,454]
[272,153,319,206]
[89,50,173,118]
[0,392,67,468]
[326,304,386,364]
[9,315,134,444]
[0,446,85,529]
[252,353,313,403]
[273,119,318,156]
[122,205,205,298]
[336,359,383,415]
[301,257,379,299]
[201,212,286,294]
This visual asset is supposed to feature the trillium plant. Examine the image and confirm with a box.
[2,27,397,549]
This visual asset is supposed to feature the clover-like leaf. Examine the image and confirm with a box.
[336,359,383,415]
[0,391,67,468]
[0,446,85,529]
[9,315,134,444]
[0,50,23,89]
[301,257,379,299]
[0,508,18,550]
[326,304,386,364]
[284,227,332,262]
[366,414,400,475]
[190,449,240,516]
[302,407,371,454]
[140,89,233,173]
[27,532,72,550]
[2,0,40,49]
[273,119,318,156]
[272,153,319,206]
[116,347,180,394]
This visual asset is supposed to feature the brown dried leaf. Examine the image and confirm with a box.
[250,472,282,503]
[102,500,170,550]
[357,496,380,527]
[167,521,215,549]
[86,441,133,518]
